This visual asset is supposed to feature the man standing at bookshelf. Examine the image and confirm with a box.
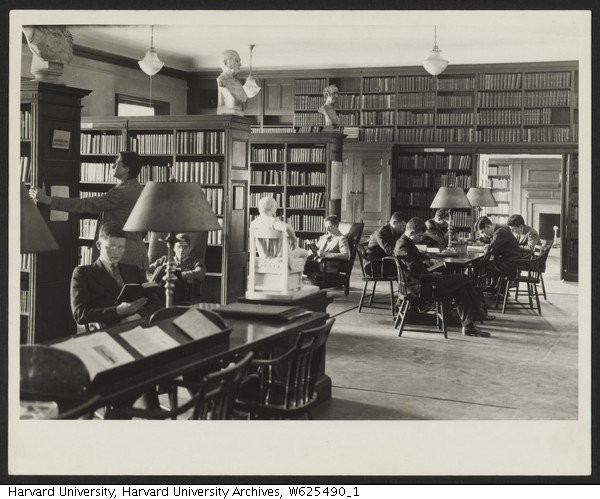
[29,151,149,270]
[70,223,160,328]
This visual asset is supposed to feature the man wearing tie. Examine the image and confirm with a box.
[304,215,350,277]
[70,223,161,328]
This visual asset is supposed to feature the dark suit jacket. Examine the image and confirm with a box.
[367,223,401,259]
[394,234,432,294]
[488,224,522,263]
[70,259,151,326]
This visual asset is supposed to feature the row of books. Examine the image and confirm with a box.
[397,111,434,125]
[523,72,571,89]
[437,77,476,91]
[481,128,522,143]
[438,95,474,108]
[343,127,360,139]
[172,161,222,184]
[478,109,523,125]
[81,162,173,184]
[398,76,434,91]
[251,127,294,134]
[398,93,436,108]
[490,190,510,202]
[20,110,31,139]
[203,187,224,215]
[251,170,284,184]
[207,223,223,245]
[287,192,326,209]
[360,127,394,142]
[487,165,510,176]
[433,128,479,143]
[287,214,325,232]
[287,171,327,184]
[251,147,285,163]
[294,96,323,110]
[433,173,472,188]
[21,253,32,271]
[362,111,395,126]
[397,154,471,171]
[296,126,323,133]
[337,94,361,109]
[294,113,324,126]
[455,230,471,239]
[20,291,29,314]
[479,73,522,90]
[523,127,571,142]
[250,192,283,207]
[176,131,225,155]
[364,77,396,93]
[289,147,325,163]
[295,78,327,94]
[79,219,98,239]
[523,108,553,125]
[20,156,31,183]
[139,165,170,183]
[486,202,510,215]
[80,162,115,183]
[395,128,431,142]
[396,155,436,170]
[396,191,435,205]
[298,237,319,249]
[477,92,521,108]
[129,134,174,154]
[79,246,93,265]
[488,178,510,189]
[338,112,359,126]
[81,133,123,155]
[523,91,571,107]
[362,94,396,109]
[438,112,475,125]
[398,173,431,188]
[451,211,472,227]
[80,191,101,198]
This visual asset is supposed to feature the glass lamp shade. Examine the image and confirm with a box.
[466,187,498,208]
[430,186,471,209]
[123,181,221,233]
[243,75,261,99]
[423,47,449,76]
[138,49,164,76]
[21,183,59,253]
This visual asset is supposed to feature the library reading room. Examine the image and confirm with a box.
[9,9,591,476]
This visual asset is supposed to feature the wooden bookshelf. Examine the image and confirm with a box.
[80,115,252,304]
[20,81,91,344]
[249,132,344,248]
[393,146,476,238]
[561,153,578,281]
[479,160,512,225]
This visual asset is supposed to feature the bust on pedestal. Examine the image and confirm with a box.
[23,26,73,84]
[216,49,261,116]
[318,84,341,131]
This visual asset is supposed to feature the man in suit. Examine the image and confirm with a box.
[422,219,448,250]
[475,215,522,278]
[30,151,149,270]
[70,223,161,327]
[365,211,408,277]
[304,215,350,277]
[507,214,540,256]
[395,218,490,337]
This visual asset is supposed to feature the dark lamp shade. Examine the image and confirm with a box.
[430,187,471,209]
[123,181,222,232]
[466,187,498,208]
[21,183,59,253]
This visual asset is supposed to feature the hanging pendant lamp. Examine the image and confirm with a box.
[423,25,449,76]
[138,25,164,76]
[243,44,261,98]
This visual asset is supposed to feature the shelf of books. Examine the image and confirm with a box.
[80,115,253,304]
[479,161,512,225]
[20,81,91,344]
[393,147,476,239]
[249,132,344,249]
[561,153,578,281]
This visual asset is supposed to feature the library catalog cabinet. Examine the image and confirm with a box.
[80,115,253,304]
[20,81,91,344]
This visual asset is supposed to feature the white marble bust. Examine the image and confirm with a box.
[318,84,341,128]
[22,26,74,83]
[216,49,260,116]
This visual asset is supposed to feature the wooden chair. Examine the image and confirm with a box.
[393,257,447,338]
[235,318,335,420]
[355,243,397,316]
[20,345,94,419]
[307,222,364,295]
[528,239,553,300]
[105,351,254,420]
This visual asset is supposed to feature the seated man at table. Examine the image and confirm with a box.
[422,219,448,250]
[148,233,206,304]
[70,223,162,328]
[395,218,489,337]
[304,215,350,278]
[365,211,408,277]
[507,214,540,256]
[433,208,450,235]
[475,215,522,281]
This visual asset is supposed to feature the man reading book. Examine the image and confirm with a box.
[304,215,350,278]
[70,223,162,328]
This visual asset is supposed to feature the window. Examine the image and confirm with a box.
[115,94,169,116]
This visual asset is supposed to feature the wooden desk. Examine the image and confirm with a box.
[44,307,329,413]
[237,289,333,313]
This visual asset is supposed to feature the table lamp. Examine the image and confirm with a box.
[466,187,497,217]
[430,186,471,245]
[21,183,59,253]
[123,180,221,307]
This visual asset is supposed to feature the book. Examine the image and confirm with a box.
[115,282,160,304]
[120,325,180,357]
[307,243,319,255]
[172,308,224,340]
[214,303,306,321]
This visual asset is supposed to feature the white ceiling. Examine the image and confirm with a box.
[61,11,586,73]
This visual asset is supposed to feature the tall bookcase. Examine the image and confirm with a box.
[249,133,345,248]
[478,160,512,225]
[393,146,476,239]
[20,82,91,344]
[561,153,578,281]
[80,115,252,304]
